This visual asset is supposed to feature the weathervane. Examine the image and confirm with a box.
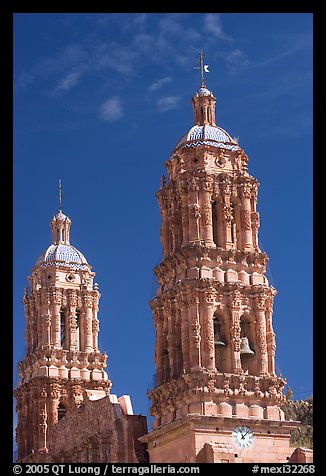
[58,179,62,211]
[194,51,209,87]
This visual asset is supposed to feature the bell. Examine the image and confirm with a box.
[214,333,226,347]
[240,337,255,355]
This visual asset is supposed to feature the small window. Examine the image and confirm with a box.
[58,402,67,421]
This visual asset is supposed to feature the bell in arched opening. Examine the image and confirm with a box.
[240,336,255,355]
[213,317,226,347]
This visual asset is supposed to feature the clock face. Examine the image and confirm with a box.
[232,426,254,449]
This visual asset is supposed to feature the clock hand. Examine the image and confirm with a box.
[241,429,251,439]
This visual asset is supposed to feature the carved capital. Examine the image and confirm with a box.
[201,176,213,192]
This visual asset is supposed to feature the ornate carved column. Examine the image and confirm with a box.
[51,290,61,348]
[23,295,32,354]
[153,302,164,385]
[188,291,201,371]
[38,394,47,451]
[265,296,276,375]
[188,177,200,244]
[67,291,78,351]
[85,300,93,353]
[240,181,253,251]
[221,177,233,248]
[92,292,100,352]
[180,296,190,373]
[178,177,189,246]
[200,176,215,247]
[231,309,242,374]
[255,295,269,376]
[48,383,60,428]
[200,289,215,370]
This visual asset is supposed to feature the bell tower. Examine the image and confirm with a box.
[141,56,299,463]
[14,207,111,462]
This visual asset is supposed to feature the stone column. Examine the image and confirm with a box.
[180,300,190,372]
[188,176,201,244]
[85,297,94,352]
[23,297,32,354]
[250,182,260,249]
[51,290,61,348]
[188,292,201,371]
[153,302,164,386]
[38,407,47,452]
[200,290,215,370]
[255,296,269,376]
[92,295,100,352]
[231,311,242,373]
[265,298,276,375]
[68,291,78,351]
[179,178,189,245]
[241,182,253,250]
[200,177,214,247]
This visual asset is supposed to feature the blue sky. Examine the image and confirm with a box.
[13,13,313,434]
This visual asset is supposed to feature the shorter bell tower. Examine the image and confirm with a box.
[14,208,111,462]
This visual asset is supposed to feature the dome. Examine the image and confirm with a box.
[54,210,68,221]
[36,243,89,270]
[173,124,240,153]
[196,86,214,97]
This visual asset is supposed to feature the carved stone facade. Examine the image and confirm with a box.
[140,82,309,463]
[14,210,147,463]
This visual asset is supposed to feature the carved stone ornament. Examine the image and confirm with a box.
[202,176,214,192]
[241,209,252,230]
[189,177,199,192]
[224,206,232,224]
[190,203,201,220]
[251,211,260,230]
[203,203,212,225]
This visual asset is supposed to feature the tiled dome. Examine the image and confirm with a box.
[173,124,240,152]
[196,86,214,97]
[36,244,89,270]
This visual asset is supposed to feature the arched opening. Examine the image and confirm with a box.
[230,202,236,245]
[213,313,227,372]
[240,313,256,374]
[57,402,67,421]
[76,309,81,351]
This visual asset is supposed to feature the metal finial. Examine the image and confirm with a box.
[194,51,209,88]
[199,51,205,87]
[58,179,62,211]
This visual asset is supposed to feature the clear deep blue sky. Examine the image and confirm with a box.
[13,13,312,431]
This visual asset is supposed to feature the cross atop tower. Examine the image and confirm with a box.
[58,179,62,211]
[195,51,209,87]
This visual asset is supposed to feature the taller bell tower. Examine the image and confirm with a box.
[14,208,111,462]
[141,59,299,463]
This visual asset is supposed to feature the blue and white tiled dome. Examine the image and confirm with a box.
[196,87,214,97]
[36,244,89,270]
[173,124,240,152]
